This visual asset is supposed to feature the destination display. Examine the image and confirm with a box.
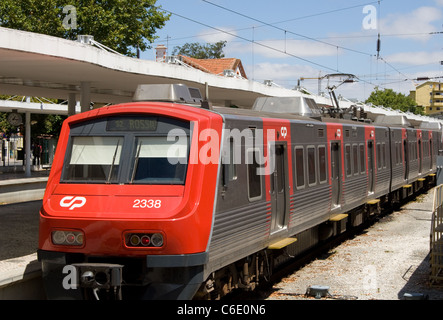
[107,117,158,131]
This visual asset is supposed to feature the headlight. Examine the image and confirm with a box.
[125,232,164,248]
[150,233,164,247]
[52,230,84,246]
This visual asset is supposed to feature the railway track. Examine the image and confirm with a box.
[223,191,426,301]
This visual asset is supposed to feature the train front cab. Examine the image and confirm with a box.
[38,102,223,300]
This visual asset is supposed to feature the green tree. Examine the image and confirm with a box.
[365,88,424,115]
[31,114,67,139]
[0,112,15,137]
[0,0,170,57]
[172,41,227,59]
[0,96,66,138]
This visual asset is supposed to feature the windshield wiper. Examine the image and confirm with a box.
[130,140,142,183]
[107,139,120,184]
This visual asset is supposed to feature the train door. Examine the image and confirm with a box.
[430,138,433,170]
[331,142,341,207]
[418,139,422,174]
[270,143,289,233]
[367,140,375,194]
[403,140,409,180]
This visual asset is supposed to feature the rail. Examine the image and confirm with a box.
[430,184,443,286]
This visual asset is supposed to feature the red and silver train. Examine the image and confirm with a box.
[38,84,440,299]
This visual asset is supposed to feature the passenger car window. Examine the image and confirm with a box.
[318,146,327,183]
[295,147,305,188]
[307,146,316,185]
[247,149,262,201]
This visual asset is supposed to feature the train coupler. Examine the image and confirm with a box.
[72,263,124,300]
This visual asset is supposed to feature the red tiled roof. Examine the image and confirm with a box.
[179,55,247,79]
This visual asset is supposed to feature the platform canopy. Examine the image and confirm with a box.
[0,27,302,114]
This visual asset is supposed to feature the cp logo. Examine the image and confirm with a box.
[60,196,86,210]
[281,127,288,138]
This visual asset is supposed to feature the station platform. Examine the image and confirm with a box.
[0,167,48,299]
[0,168,49,205]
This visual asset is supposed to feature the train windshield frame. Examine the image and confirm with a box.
[60,115,191,185]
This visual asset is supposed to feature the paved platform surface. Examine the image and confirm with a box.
[0,200,42,295]
[0,169,50,181]
[0,169,49,205]
[0,169,47,297]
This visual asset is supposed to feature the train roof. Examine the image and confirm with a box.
[131,84,442,131]
[212,105,317,122]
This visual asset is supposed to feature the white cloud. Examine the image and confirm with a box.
[245,62,323,92]
[249,62,319,81]
[251,39,338,58]
[226,38,338,59]
[386,51,442,65]
[379,6,442,41]
[197,27,238,43]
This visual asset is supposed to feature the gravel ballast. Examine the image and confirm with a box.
[267,188,443,300]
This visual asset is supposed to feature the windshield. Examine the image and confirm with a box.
[60,115,191,185]
[62,136,123,183]
[130,135,188,184]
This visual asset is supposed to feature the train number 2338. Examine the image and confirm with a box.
[133,199,162,209]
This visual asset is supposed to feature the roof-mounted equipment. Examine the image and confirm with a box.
[133,84,210,108]
[252,96,322,118]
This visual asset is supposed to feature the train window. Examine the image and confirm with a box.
[130,136,188,184]
[359,144,365,173]
[307,146,316,186]
[397,142,401,164]
[353,144,359,175]
[409,141,417,160]
[318,146,327,183]
[295,147,305,189]
[382,143,386,168]
[377,143,381,169]
[247,148,262,201]
[345,144,351,177]
[223,137,237,182]
[62,136,123,183]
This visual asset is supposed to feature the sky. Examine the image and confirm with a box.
[142,0,443,102]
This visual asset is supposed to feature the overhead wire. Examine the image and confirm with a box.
[155,0,384,45]
[202,0,374,57]
[199,0,392,92]
[154,1,441,95]
[157,6,340,72]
